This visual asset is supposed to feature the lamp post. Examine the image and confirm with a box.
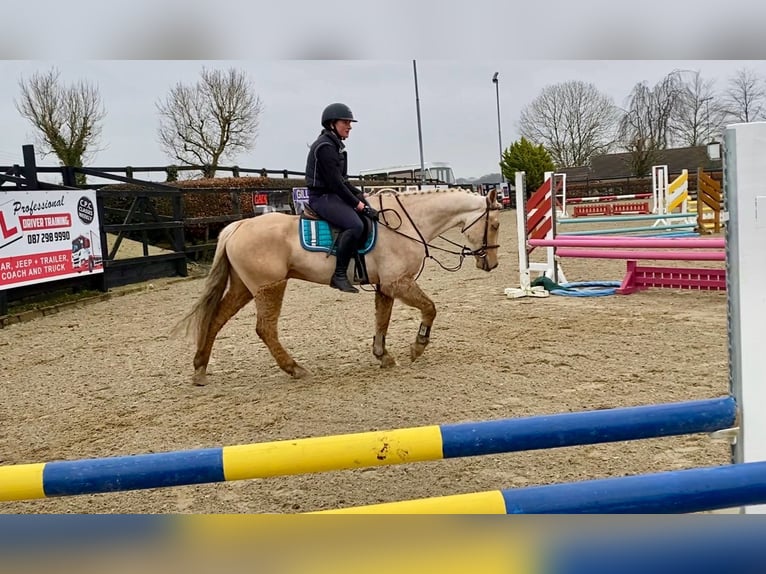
[492,72,505,184]
[700,95,714,144]
[413,60,426,185]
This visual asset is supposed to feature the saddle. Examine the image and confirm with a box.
[298,204,377,285]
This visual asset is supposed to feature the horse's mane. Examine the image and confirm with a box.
[366,187,482,197]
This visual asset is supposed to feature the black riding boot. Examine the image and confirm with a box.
[330,230,359,293]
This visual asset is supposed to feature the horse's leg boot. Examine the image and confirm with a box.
[330,230,359,293]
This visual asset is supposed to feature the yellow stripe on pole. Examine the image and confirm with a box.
[667,171,689,211]
[310,490,508,514]
[222,426,444,481]
[668,192,688,211]
[176,515,539,574]
[667,170,688,194]
[0,463,46,501]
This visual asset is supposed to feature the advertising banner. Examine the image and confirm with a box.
[0,190,104,289]
[292,187,309,215]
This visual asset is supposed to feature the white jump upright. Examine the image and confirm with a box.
[653,167,691,228]
[506,171,566,298]
[652,164,668,214]
[725,122,766,514]
[549,170,568,218]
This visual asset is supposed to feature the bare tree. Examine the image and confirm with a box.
[672,70,727,146]
[723,67,766,123]
[157,67,262,178]
[618,71,684,176]
[15,68,105,185]
[519,80,618,168]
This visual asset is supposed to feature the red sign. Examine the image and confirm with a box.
[0,249,75,287]
[18,213,72,231]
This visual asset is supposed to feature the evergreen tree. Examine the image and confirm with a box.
[500,137,555,194]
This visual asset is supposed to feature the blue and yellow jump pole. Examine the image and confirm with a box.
[313,459,766,514]
[0,397,735,502]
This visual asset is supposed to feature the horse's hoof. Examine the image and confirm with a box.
[410,343,427,362]
[290,364,311,379]
[380,354,397,369]
[192,371,208,386]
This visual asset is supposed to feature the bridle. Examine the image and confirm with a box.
[375,192,501,274]
[458,204,501,259]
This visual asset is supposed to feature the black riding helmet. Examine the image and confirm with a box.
[321,103,357,129]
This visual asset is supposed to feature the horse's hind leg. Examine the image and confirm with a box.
[254,280,310,379]
[193,272,252,386]
[389,279,436,362]
[373,287,397,368]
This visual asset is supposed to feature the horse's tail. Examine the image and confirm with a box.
[173,220,246,346]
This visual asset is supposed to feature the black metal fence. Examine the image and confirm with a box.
[0,145,456,317]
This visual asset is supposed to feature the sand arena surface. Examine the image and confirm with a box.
[0,208,730,513]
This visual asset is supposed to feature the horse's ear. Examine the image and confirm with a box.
[488,188,497,205]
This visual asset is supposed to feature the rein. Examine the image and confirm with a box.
[375,192,500,274]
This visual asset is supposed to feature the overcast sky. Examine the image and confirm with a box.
[3,0,766,181]
[3,60,765,182]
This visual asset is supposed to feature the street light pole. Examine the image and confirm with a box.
[413,60,426,185]
[492,72,505,183]
[700,95,713,144]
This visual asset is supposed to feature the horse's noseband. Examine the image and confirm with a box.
[460,205,501,259]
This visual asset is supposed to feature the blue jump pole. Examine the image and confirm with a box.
[559,212,694,224]
[562,223,697,236]
[438,396,735,457]
[326,460,766,514]
[549,520,766,574]
[499,460,766,513]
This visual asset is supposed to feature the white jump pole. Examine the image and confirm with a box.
[725,122,766,514]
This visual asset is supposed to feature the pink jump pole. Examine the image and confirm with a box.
[531,237,725,249]
[554,248,725,261]
[565,193,653,203]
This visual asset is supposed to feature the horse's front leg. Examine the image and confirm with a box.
[373,287,397,368]
[391,279,436,362]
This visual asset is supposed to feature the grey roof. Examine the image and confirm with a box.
[558,146,723,181]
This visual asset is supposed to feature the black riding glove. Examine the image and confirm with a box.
[361,205,379,221]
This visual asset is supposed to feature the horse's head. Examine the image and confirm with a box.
[461,189,502,272]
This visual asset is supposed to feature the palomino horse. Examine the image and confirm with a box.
[178,187,501,384]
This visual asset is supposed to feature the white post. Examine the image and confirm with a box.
[560,174,566,216]
[504,171,550,298]
[504,172,567,299]
[725,122,766,513]
[555,172,568,218]
[515,171,530,292]
[651,165,671,227]
[543,171,555,278]
[651,165,668,215]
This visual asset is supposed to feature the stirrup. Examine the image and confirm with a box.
[353,253,370,285]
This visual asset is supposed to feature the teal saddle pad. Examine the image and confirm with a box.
[299,218,377,255]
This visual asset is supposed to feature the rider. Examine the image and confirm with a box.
[305,102,379,293]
